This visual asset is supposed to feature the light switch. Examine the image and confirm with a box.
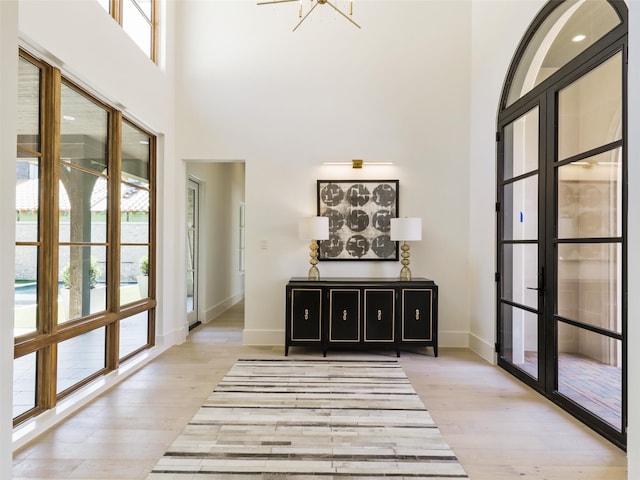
[260,240,268,250]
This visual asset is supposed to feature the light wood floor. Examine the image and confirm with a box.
[13,302,627,479]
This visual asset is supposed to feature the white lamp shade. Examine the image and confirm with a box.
[390,217,422,241]
[298,216,330,240]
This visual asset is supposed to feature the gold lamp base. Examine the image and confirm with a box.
[399,265,412,281]
[399,241,412,281]
[308,240,321,280]
[308,264,320,281]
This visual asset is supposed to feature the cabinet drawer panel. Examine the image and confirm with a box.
[364,289,395,342]
[290,288,322,341]
[329,289,360,342]
[402,289,433,341]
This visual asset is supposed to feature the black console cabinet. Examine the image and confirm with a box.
[285,277,438,357]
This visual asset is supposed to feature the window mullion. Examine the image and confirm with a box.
[151,0,157,62]
[105,111,122,371]
[37,65,62,410]
[112,0,122,24]
[41,67,61,337]
[149,135,156,301]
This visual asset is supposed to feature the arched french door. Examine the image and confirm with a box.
[496,0,627,448]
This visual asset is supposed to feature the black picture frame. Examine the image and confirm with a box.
[316,179,399,261]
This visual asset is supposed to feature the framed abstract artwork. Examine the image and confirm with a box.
[316,179,399,260]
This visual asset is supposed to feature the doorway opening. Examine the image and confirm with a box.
[185,161,246,336]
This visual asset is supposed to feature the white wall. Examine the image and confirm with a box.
[0,2,18,476]
[186,162,246,321]
[468,0,545,360]
[175,0,473,347]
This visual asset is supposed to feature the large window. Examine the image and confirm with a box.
[97,0,156,61]
[13,51,156,426]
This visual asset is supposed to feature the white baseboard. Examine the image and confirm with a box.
[468,332,496,364]
[438,330,470,348]
[155,324,188,347]
[242,329,284,346]
[204,293,244,323]
[240,329,482,352]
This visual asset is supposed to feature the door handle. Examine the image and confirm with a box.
[527,268,545,293]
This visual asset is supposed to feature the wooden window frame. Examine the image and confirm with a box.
[107,0,157,63]
[14,49,157,427]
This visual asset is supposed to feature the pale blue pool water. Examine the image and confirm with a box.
[15,282,116,306]
[14,283,40,306]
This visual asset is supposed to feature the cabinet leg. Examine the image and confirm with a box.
[433,345,438,357]
[285,345,289,356]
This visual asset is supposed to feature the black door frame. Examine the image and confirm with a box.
[496,0,628,449]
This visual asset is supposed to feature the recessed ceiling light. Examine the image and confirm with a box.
[63,115,75,121]
[572,34,586,42]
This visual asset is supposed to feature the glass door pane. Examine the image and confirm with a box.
[557,53,622,162]
[557,243,621,334]
[505,0,621,107]
[186,180,199,326]
[502,243,538,310]
[554,51,623,432]
[557,323,623,431]
[500,106,541,381]
[557,150,622,240]
[501,304,539,379]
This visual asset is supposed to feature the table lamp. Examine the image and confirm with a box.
[298,216,330,280]
[390,217,422,281]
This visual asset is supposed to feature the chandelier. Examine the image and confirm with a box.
[257,0,361,32]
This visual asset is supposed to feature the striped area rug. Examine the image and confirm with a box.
[146,359,469,479]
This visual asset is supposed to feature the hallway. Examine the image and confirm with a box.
[13,302,626,479]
